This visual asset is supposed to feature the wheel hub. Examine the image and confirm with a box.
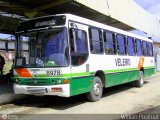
[93,83,101,96]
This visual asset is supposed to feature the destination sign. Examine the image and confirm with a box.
[35,20,56,27]
[16,15,66,32]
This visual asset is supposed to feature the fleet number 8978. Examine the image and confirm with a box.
[46,70,61,76]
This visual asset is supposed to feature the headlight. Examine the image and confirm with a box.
[15,79,21,84]
[57,80,62,84]
[52,80,63,84]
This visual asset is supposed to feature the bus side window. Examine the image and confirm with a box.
[142,41,148,56]
[127,37,135,56]
[117,34,126,55]
[147,42,153,57]
[89,28,103,54]
[136,39,142,56]
[103,31,116,54]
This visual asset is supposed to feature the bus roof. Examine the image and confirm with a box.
[65,14,153,43]
[17,13,153,43]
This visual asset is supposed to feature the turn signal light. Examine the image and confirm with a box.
[63,79,69,83]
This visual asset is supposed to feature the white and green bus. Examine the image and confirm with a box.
[13,14,155,101]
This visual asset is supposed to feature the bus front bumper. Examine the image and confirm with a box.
[13,83,70,97]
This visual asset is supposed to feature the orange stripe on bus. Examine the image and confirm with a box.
[138,57,144,70]
[15,68,32,78]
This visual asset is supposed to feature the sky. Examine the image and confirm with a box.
[134,0,160,17]
[0,33,14,40]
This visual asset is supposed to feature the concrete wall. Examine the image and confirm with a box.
[75,0,160,37]
[0,40,28,51]
[153,43,160,71]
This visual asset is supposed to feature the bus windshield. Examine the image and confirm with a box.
[16,27,69,67]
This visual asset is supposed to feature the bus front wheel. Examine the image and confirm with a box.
[135,71,144,87]
[87,77,103,102]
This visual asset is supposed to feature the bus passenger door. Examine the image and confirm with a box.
[69,22,91,96]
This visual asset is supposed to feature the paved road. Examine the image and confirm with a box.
[0,73,160,119]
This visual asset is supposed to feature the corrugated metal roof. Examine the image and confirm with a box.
[0,0,160,37]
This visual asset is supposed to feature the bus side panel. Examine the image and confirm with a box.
[70,76,93,96]
[105,70,139,87]
[144,68,155,78]
[105,73,120,87]
[143,57,155,78]
[129,70,139,82]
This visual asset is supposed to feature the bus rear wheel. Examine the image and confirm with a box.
[135,71,144,87]
[87,77,103,102]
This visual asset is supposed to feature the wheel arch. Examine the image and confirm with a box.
[94,70,106,87]
[140,67,144,73]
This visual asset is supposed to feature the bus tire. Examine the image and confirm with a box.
[135,71,144,87]
[87,77,103,102]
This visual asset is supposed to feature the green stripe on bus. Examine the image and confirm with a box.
[14,66,155,78]
[104,68,137,73]
[14,67,155,87]
[144,66,155,69]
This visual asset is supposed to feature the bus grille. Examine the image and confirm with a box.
[26,87,47,94]
[23,79,50,85]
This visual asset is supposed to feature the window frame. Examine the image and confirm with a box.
[69,28,89,66]
[147,42,153,57]
[116,33,127,55]
[127,36,136,56]
[103,30,116,55]
[135,39,143,56]
[89,27,104,54]
[142,41,148,56]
